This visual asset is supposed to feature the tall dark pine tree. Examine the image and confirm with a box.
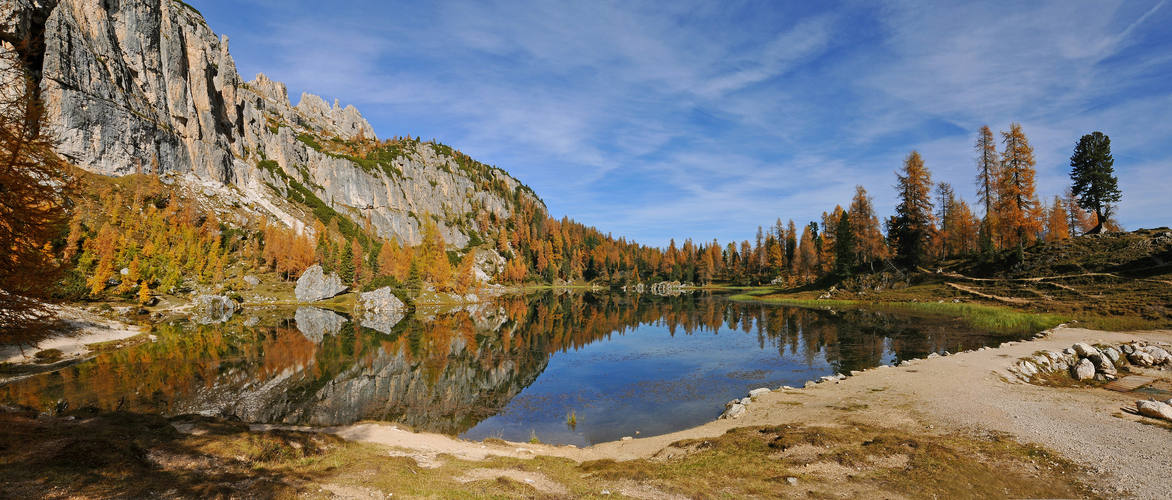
[339,240,355,284]
[1069,132,1121,234]
[889,151,935,268]
[974,125,999,252]
[936,182,955,258]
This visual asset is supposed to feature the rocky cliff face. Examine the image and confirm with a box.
[0,0,542,246]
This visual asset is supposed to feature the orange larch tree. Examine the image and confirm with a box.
[997,123,1038,248]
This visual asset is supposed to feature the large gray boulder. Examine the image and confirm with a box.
[192,295,237,324]
[720,403,746,419]
[1072,342,1099,358]
[357,287,405,315]
[1071,358,1096,381]
[294,265,346,302]
[293,307,345,343]
[472,248,506,283]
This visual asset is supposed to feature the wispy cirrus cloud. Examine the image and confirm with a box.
[195,0,1172,246]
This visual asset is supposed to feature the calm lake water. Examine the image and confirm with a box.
[1,292,1017,446]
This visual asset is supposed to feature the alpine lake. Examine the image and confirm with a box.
[1,292,1023,447]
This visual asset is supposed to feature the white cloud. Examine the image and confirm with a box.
[206,0,1172,245]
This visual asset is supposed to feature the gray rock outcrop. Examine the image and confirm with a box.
[191,294,236,324]
[472,248,506,283]
[294,265,345,302]
[2,0,545,247]
[1009,339,1171,385]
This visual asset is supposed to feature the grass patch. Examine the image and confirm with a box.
[582,423,1092,499]
[730,294,1066,336]
[313,292,357,311]
[33,349,64,364]
[1078,315,1166,331]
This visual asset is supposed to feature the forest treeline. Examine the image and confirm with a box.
[20,120,1129,315]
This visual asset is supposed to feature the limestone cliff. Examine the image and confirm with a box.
[0,0,542,246]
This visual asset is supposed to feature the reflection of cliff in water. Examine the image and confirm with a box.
[180,310,551,432]
[1,293,1013,434]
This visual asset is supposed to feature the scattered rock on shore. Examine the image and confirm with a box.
[1136,400,1172,422]
[1072,359,1096,380]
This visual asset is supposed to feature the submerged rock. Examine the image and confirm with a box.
[294,307,346,343]
[191,295,237,324]
[295,265,346,302]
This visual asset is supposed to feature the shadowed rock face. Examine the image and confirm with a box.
[2,0,542,246]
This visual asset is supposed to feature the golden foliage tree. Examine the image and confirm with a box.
[0,46,75,343]
[452,251,478,293]
[848,185,886,267]
[1046,196,1070,242]
[997,123,1038,248]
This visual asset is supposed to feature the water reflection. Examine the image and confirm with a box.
[1,292,1016,444]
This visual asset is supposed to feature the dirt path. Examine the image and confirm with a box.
[318,326,1172,498]
[945,281,1032,304]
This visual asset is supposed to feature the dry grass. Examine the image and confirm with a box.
[0,409,1097,499]
[580,423,1094,499]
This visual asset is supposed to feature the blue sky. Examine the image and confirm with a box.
[194,0,1172,247]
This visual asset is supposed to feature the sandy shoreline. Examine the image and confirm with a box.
[0,305,145,365]
[276,326,1171,498]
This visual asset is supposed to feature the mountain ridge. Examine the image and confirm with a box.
[2,0,542,246]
